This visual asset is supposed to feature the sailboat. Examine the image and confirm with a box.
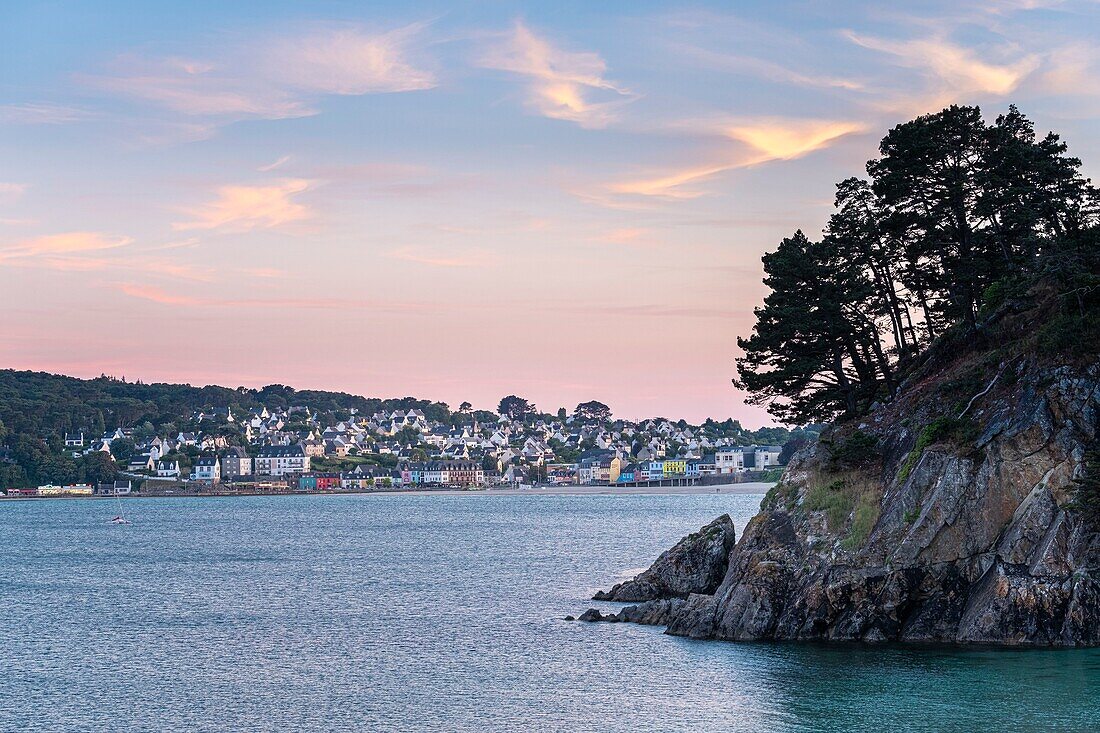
[108,487,131,524]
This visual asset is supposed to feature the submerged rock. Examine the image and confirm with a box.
[593,515,737,602]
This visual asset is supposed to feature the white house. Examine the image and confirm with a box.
[156,458,181,478]
[191,455,221,484]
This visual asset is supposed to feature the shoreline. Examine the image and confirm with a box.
[1,481,773,502]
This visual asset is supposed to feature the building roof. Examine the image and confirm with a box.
[257,444,306,458]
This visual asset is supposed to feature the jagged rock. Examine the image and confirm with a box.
[593,514,736,602]
[596,360,1100,646]
[577,599,687,626]
[616,598,686,625]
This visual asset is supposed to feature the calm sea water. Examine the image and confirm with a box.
[2,492,1099,732]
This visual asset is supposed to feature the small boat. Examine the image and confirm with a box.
[108,490,132,525]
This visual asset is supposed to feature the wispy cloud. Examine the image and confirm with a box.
[87,23,436,135]
[673,45,864,91]
[388,246,488,268]
[0,182,28,200]
[173,178,316,231]
[591,227,651,245]
[724,119,868,161]
[271,23,436,95]
[479,21,636,128]
[606,162,740,199]
[1037,42,1100,99]
[0,231,133,262]
[845,31,1041,97]
[604,118,865,199]
[115,283,433,313]
[258,155,292,172]
[581,303,739,319]
[244,267,287,279]
[91,55,312,120]
[0,102,96,124]
[116,283,201,305]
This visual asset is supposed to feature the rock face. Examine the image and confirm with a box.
[592,359,1100,646]
[578,599,687,625]
[593,515,737,602]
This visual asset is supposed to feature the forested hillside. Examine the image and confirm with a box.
[0,370,802,488]
[0,371,456,488]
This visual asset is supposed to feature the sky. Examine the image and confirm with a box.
[2,0,1099,424]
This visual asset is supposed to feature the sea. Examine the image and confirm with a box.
[3,491,1099,732]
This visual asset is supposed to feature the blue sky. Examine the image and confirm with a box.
[2,0,1098,423]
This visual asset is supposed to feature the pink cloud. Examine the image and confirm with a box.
[173,178,316,231]
[0,103,96,124]
[86,23,435,133]
[1,231,133,262]
[271,23,436,95]
[116,283,201,305]
[388,246,489,268]
[479,22,637,128]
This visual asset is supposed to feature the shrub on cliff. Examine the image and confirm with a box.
[1072,450,1100,523]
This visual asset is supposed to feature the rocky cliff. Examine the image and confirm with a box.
[593,514,737,602]
[583,305,1100,645]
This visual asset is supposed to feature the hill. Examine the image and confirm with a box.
[0,370,808,489]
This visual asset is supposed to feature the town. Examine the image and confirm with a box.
[2,397,796,497]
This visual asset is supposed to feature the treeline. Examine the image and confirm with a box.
[0,370,453,487]
[736,105,1100,423]
[0,370,453,440]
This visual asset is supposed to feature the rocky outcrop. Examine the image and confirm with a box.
[578,598,687,625]
[586,358,1100,646]
[593,514,737,602]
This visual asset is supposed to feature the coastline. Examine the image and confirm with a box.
[0,481,773,501]
[407,482,773,497]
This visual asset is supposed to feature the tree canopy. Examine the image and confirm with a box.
[737,105,1099,424]
[574,400,612,422]
[498,395,534,421]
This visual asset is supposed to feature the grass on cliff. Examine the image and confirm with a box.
[761,481,800,511]
[801,472,882,551]
[897,416,980,482]
[1070,449,1100,524]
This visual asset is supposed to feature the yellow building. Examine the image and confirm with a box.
[663,460,687,476]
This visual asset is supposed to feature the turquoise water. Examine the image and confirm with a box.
[2,493,1099,732]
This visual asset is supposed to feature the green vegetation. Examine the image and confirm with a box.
[828,430,880,469]
[736,105,1099,425]
[898,416,980,482]
[761,481,800,511]
[1071,450,1100,523]
[842,493,881,550]
[1035,309,1100,359]
[805,479,854,531]
[758,467,785,483]
[802,475,882,550]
